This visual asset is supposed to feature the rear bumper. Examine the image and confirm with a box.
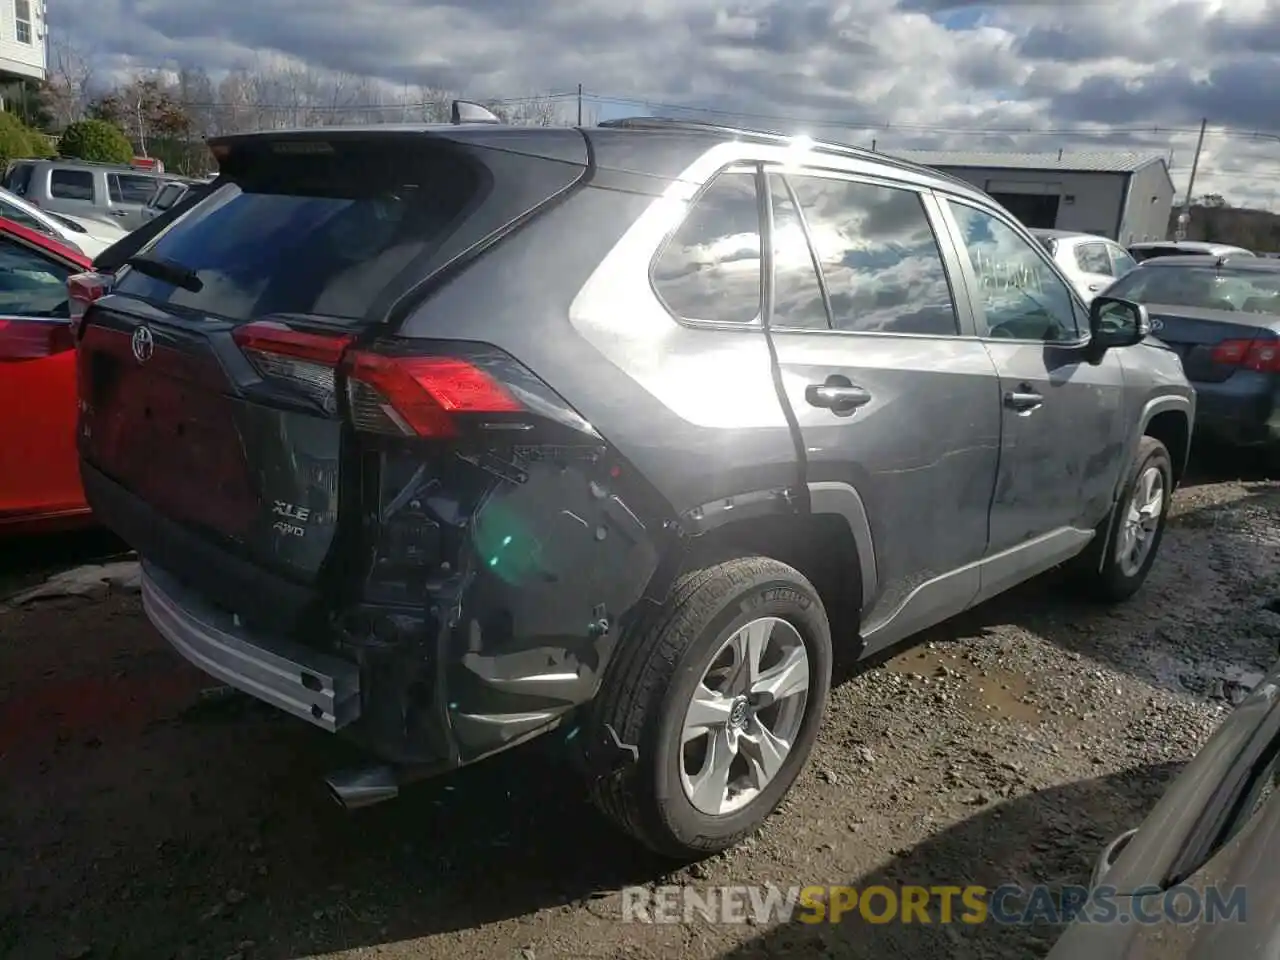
[142,562,360,732]
[1193,373,1280,447]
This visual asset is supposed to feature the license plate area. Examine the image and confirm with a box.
[86,351,258,537]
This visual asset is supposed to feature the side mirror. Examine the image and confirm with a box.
[1090,295,1151,350]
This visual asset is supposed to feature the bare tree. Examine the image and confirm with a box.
[41,31,94,128]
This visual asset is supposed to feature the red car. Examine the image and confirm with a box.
[0,216,96,533]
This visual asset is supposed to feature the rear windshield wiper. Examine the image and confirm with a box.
[125,254,204,293]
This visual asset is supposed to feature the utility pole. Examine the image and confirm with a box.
[1175,117,1207,241]
[577,83,583,125]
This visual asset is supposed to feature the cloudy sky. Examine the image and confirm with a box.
[49,0,1280,209]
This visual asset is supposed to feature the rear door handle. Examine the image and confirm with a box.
[805,381,872,413]
[1003,388,1044,413]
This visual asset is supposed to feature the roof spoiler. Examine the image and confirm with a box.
[451,100,501,125]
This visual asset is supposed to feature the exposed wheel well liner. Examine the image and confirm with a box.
[1144,410,1190,487]
[681,512,863,645]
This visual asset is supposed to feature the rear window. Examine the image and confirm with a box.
[5,162,33,196]
[1108,266,1280,314]
[110,173,161,204]
[113,141,482,324]
[50,169,94,201]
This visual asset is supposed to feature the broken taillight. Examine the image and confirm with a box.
[232,321,354,414]
[231,320,525,436]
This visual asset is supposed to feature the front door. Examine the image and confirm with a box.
[938,197,1127,595]
[762,168,1002,645]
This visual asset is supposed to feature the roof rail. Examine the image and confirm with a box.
[595,116,981,191]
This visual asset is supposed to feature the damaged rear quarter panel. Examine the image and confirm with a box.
[344,410,671,767]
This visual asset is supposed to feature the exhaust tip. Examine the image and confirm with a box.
[323,766,400,810]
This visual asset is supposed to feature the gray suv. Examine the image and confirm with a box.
[4,158,170,231]
[73,112,1194,857]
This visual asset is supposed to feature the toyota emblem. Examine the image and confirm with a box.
[131,326,154,363]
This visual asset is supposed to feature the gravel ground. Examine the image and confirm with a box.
[2,452,1279,960]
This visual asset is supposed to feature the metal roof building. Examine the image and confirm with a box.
[887,149,1176,244]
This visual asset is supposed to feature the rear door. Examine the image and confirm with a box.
[937,197,1127,573]
[759,167,1002,642]
[1072,240,1116,299]
[43,168,100,220]
[0,232,85,521]
[107,172,162,230]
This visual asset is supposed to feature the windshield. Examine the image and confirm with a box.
[1107,266,1280,314]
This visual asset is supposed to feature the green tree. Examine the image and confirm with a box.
[58,118,133,163]
[0,111,53,167]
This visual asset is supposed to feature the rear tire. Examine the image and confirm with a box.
[1076,436,1173,603]
[587,556,832,858]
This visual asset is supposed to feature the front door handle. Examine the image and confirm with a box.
[805,378,872,414]
[1004,388,1044,413]
[1087,282,1105,292]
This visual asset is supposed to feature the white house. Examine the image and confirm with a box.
[0,0,44,83]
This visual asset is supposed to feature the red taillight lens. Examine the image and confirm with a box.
[343,352,523,437]
[68,270,113,332]
[0,317,74,360]
[1211,338,1280,372]
[230,320,525,436]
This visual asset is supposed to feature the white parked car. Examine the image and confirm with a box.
[0,186,126,258]
[1030,229,1139,303]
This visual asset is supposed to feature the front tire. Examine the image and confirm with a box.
[587,556,832,858]
[1079,436,1173,602]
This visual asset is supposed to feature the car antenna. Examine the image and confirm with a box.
[451,100,502,125]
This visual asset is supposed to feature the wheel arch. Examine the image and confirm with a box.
[1142,401,1192,489]
[672,481,877,640]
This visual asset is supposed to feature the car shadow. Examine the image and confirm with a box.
[714,763,1183,960]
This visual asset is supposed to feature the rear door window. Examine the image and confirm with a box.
[50,170,95,202]
[151,183,184,210]
[112,141,483,325]
[1075,241,1113,275]
[652,170,762,325]
[768,174,829,331]
[109,174,160,204]
[1109,244,1138,277]
[788,175,960,336]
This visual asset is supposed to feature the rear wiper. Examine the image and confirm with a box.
[125,254,204,293]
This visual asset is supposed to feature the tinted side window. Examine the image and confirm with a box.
[1075,241,1113,275]
[768,175,828,330]
[653,171,761,324]
[788,176,959,335]
[0,237,74,317]
[50,170,95,201]
[110,174,160,204]
[947,201,1079,342]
